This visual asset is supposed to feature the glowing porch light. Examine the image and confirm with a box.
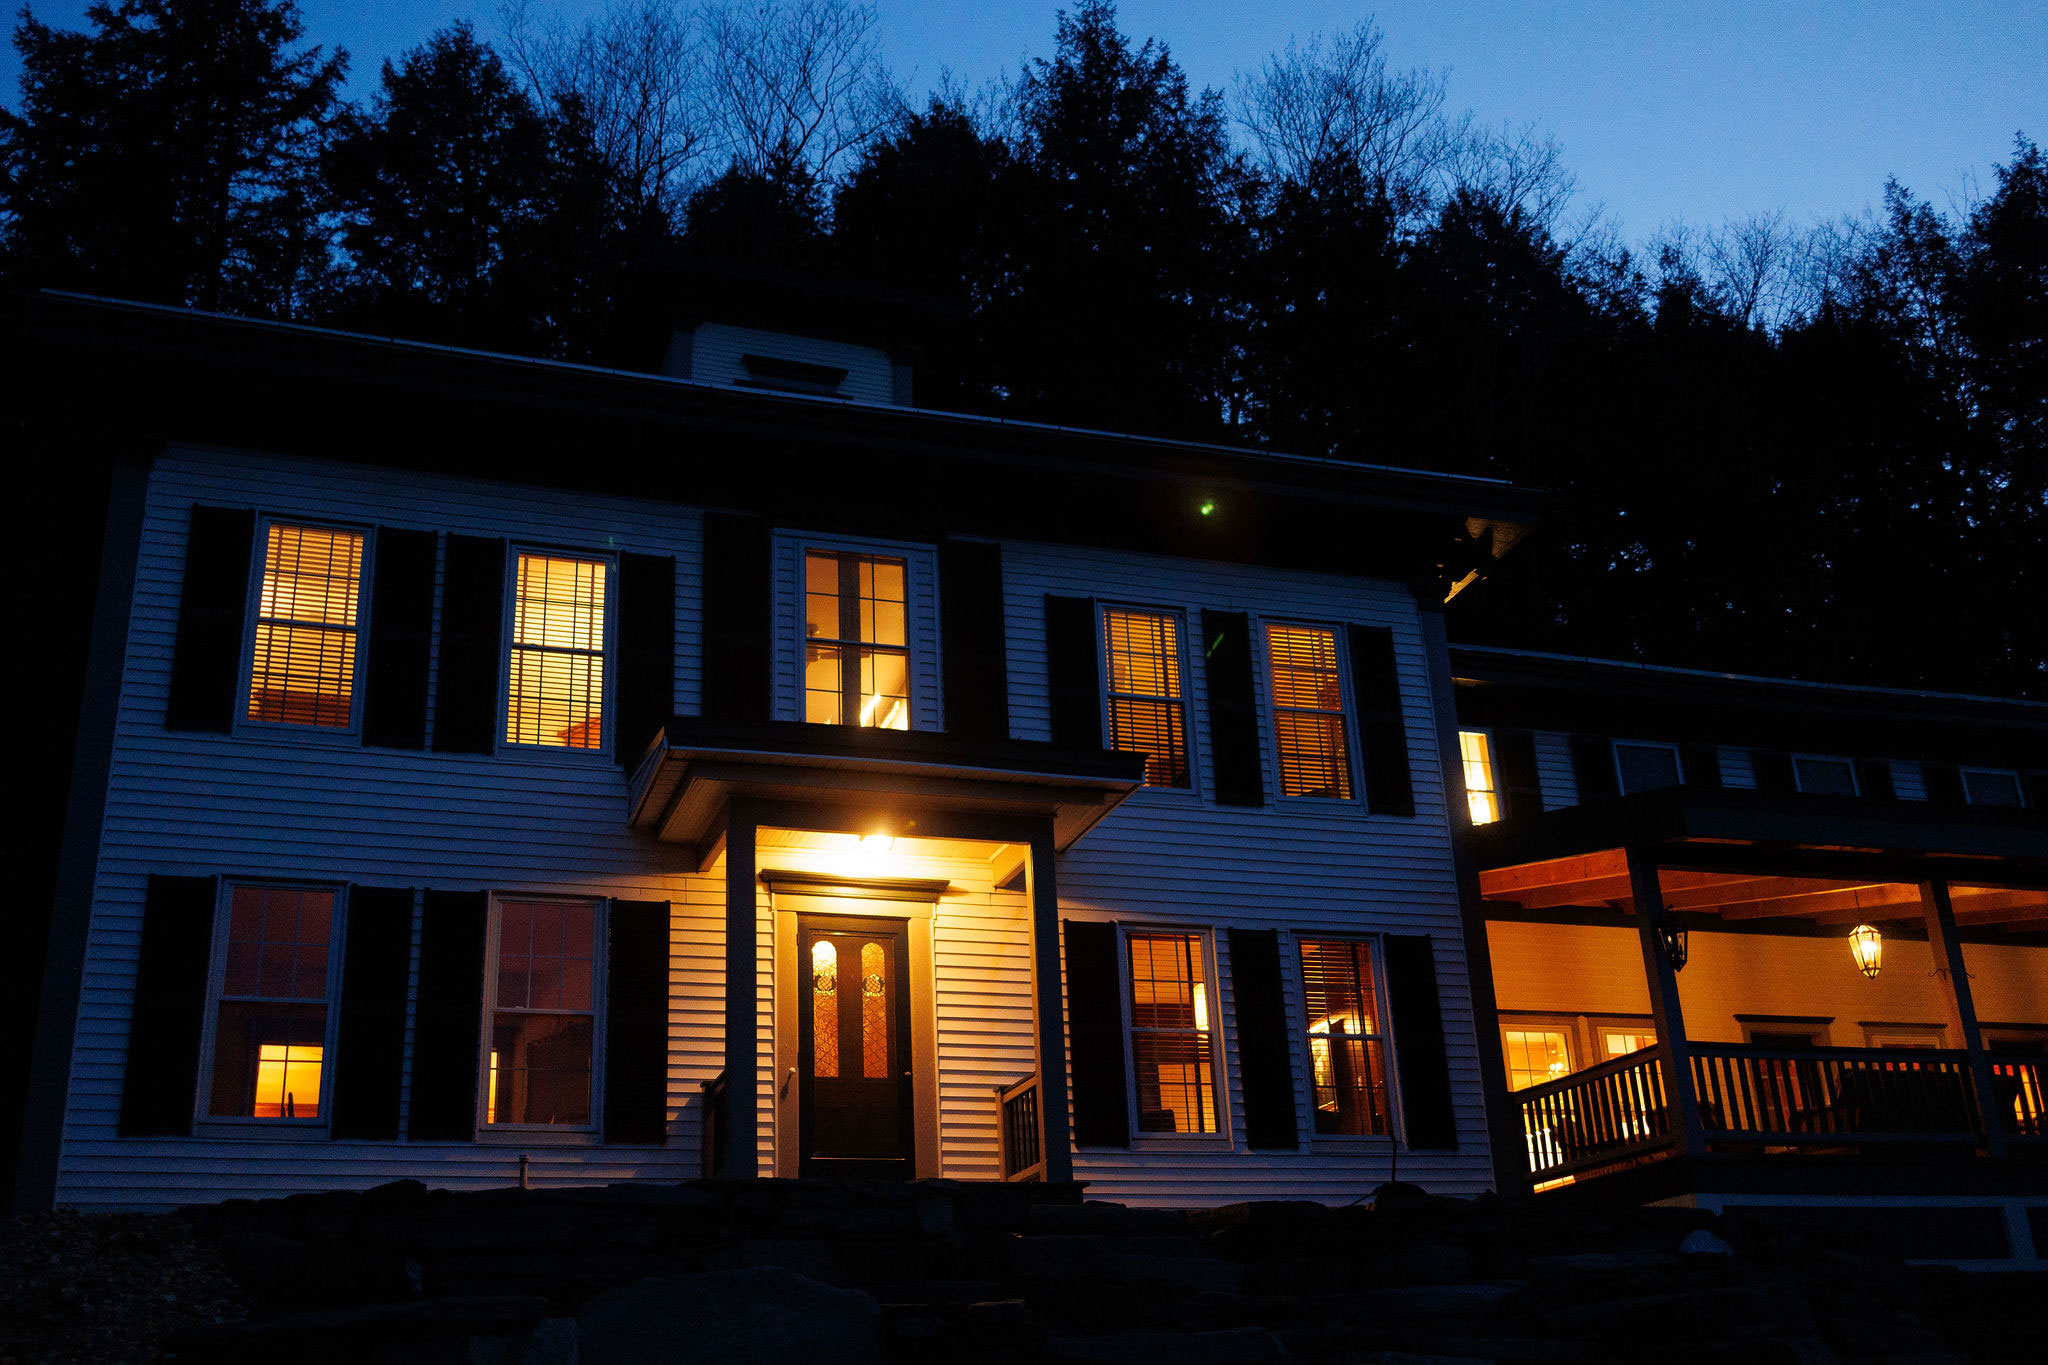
[1849,923,1883,979]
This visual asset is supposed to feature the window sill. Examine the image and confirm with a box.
[231,721,362,747]
[190,1120,332,1141]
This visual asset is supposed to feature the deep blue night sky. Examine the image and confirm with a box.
[5,1,2042,238]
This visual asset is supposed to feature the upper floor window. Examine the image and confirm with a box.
[805,550,909,728]
[1613,741,1682,794]
[247,522,364,729]
[505,552,609,749]
[1104,607,1190,787]
[485,898,602,1127]
[1127,931,1219,1135]
[1267,624,1353,799]
[1793,754,1858,796]
[1962,767,2025,808]
[1299,938,1390,1136]
[205,884,341,1122]
[1459,729,1501,824]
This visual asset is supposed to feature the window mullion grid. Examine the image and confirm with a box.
[836,554,862,726]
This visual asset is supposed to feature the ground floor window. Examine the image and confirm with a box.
[205,884,342,1122]
[1297,937,1390,1135]
[484,898,602,1128]
[1126,930,1219,1134]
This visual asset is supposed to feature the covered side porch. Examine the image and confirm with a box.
[1473,789,2048,1228]
[629,719,1145,1186]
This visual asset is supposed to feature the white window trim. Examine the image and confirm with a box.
[1290,930,1403,1148]
[777,531,942,732]
[1960,766,2027,808]
[1258,617,1364,807]
[192,879,349,1135]
[1610,739,1684,795]
[1791,753,1860,796]
[234,515,374,742]
[1097,601,1202,799]
[497,543,618,759]
[475,893,609,1137]
[1116,923,1232,1145]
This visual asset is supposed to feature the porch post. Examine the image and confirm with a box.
[1626,848,1707,1159]
[720,800,759,1177]
[1920,880,2007,1157]
[1025,821,1074,1183]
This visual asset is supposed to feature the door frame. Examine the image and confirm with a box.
[771,885,943,1178]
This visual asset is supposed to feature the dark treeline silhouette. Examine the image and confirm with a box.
[3,1,2041,697]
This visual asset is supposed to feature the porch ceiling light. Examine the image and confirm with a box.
[1849,923,1883,979]
[1657,915,1689,973]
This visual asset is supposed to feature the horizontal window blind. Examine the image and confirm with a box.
[1267,624,1352,799]
[1104,608,1189,787]
[506,553,607,749]
[247,524,362,728]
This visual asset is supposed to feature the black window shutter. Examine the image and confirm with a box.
[2023,770,2048,812]
[1569,736,1619,800]
[1681,744,1723,790]
[1062,920,1129,1148]
[165,506,254,732]
[1347,625,1415,816]
[604,900,671,1144]
[1202,610,1264,807]
[1382,934,1457,1150]
[615,554,676,766]
[702,512,773,722]
[1227,928,1298,1151]
[432,536,505,754]
[940,539,1011,740]
[330,886,414,1140]
[119,874,218,1136]
[361,529,436,749]
[1493,729,1542,820]
[1858,758,1897,802]
[408,890,488,1140]
[1750,749,1796,794]
[1921,761,1966,807]
[1044,595,1102,750]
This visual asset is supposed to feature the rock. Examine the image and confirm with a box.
[219,1231,420,1307]
[575,1268,884,1365]
[1045,1326,1288,1362]
[1679,1229,1736,1257]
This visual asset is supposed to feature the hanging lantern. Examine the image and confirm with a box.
[1848,923,1883,979]
[1657,913,1689,972]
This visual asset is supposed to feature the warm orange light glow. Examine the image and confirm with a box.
[1849,923,1883,978]
[487,1048,499,1124]
[253,1042,323,1118]
[506,554,607,748]
[1459,730,1501,824]
[248,524,362,727]
[1267,625,1352,798]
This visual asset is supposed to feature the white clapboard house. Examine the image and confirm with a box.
[13,286,1541,1213]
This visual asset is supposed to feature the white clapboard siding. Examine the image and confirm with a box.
[1533,732,1579,810]
[1002,543,1496,1202]
[60,447,1495,1210]
[689,324,897,406]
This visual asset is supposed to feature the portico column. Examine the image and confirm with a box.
[1920,880,2007,1157]
[720,800,759,1177]
[1626,848,1707,1159]
[1025,821,1074,1183]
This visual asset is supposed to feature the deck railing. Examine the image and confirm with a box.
[1518,1044,1672,1180]
[1987,1053,2046,1139]
[1689,1045,1980,1144]
[996,1074,1046,1182]
[700,1071,729,1179]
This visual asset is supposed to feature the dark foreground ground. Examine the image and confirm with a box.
[1,1179,2040,1363]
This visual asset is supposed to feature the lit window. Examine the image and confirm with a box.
[1267,624,1352,799]
[207,885,338,1120]
[1600,1028,1657,1059]
[1503,1027,1573,1092]
[805,551,909,729]
[506,553,608,748]
[247,523,363,727]
[1299,939,1390,1136]
[1793,755,1858,796]
[1127,932,1217,1134]
[1613,742,1682,794]
[1459,730,1500,824]
[1962,768,2024,808]
[485,899,600,1127]
[1104,608,1190,787]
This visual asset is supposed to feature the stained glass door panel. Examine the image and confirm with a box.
[796,915,913,1176]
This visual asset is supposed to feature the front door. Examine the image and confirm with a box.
[796,914,914,1177]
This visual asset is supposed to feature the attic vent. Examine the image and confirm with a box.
[739,353,848,396]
